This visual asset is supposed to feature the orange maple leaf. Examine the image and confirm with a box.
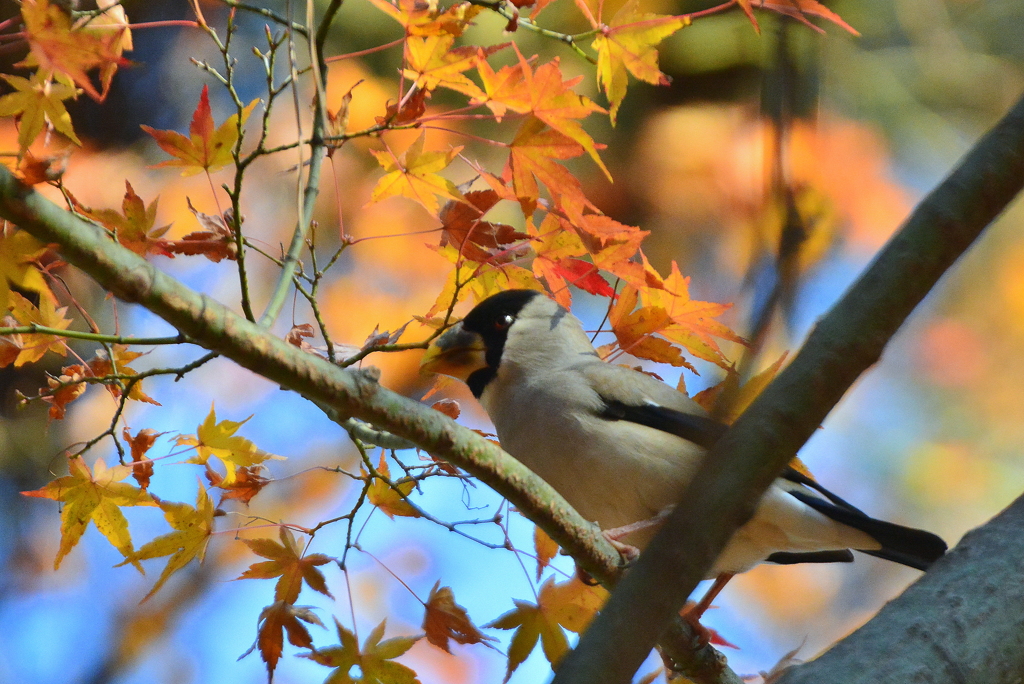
[140,84,259,176]
[68,181,172,258]
[239,527,334,604]
[506,116,594,218]
[19,0,130,102]
[475,46,608,178]
[366,0,482,37]
[86,344,161,405]
[423,581,496,652]
[641,261,746,367]
[250,601,323,679]
[588,0,690,124]
[533,526,559,580]
[370,132,465,216]
[608,286,695,370]
[529,213,588,308]
[22,454,156,569]
[123,427,160,490]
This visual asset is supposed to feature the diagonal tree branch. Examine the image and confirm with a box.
[552,90,1024,684]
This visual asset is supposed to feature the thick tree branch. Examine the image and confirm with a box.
[553,91,1024,684]
[776,491,1024,684]
[0,167,737,682]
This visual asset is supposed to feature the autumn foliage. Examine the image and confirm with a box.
[0,0,866,681]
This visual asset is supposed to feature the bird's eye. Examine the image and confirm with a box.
[494,314,514,331]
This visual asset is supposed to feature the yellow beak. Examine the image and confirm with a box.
[420,322,488,382]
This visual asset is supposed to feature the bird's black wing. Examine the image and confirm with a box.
[598,398,727,449]
[599,396,948,570]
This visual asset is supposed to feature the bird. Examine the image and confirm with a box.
[419,288,947,615]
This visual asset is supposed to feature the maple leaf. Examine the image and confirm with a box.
[3,290,71,367]
[551,258,615,297]
[0,228,52,312]
[117,487,216,601]
[140,85,259,176]
[376,86,428,128]
[589,0,690,124]
[123,427,160,489]
[19,0,130,102]
[486,577,608,681]
[159,198,238,262]
[305,618,421,684]
[69,181,172,258]
[608,286,694,369]
[439,189,527,263]
[403,34,486,98]
[250,601,324,679]
[533,526,558,580]
[477,47,608,178]
[422,581,496,653]
[206,465,271,505]
[529,213,588,308]
[38,364,86,419]
[86,344,161,405]
[0,71,80,152]
[752,0,859,36]
[177,404,282,486]
[366,0,482,37]
[506,116,594,218]
[22,454,156,569]
[366,455,422,519]
[369,132,465,216]
[640,261,746,368]
[430,398,460,420]
[238,527,334,604]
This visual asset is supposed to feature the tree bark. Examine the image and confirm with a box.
[778,492,1024,684]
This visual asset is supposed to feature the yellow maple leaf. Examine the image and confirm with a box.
[0,228,52,313]
[402,33,485,98]
[369,132,465,216]
[591,0,690,124]
[0,72,80,152]
[366,455,422,519]
[21,454,156,569]
[117,487,215,601]
[5,290,71,367]
[177,404,282,486]
[486,577,608,681]
[306,618,421,684]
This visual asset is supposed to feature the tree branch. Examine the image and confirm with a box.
[779,491,1024,684]
[552,90,1024,684]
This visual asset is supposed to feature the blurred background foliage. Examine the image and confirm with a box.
[1,0,1023,682]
